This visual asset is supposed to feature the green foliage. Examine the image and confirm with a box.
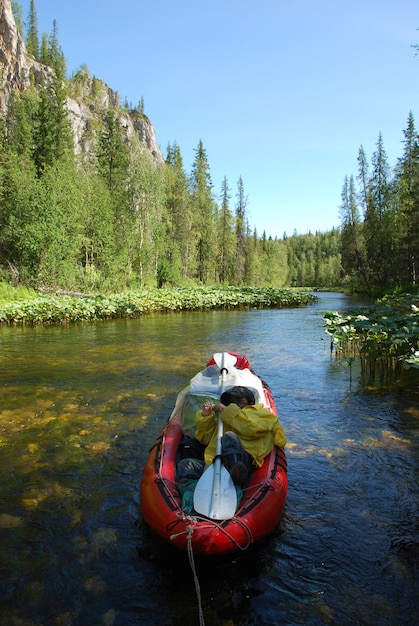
[11,2,23,35]
[96,108,129,194]
[340,114,419,293]
[190,140,217,283]
[0,287,317,325]
[286,230,341,287]
[324,293,419,384]
[0,281,37,304]
[1,3,345,294]
[25,0,40,60]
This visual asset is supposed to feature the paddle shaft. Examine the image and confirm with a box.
[193,352,238,520]
[208,365,227,518]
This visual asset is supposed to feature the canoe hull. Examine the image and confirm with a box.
[140,354,288,556]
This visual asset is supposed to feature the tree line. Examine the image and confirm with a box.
[1,1,417,295]
[0,1,343,292]
[339,113,419,294]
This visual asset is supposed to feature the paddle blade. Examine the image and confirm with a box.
[193,462,237,520]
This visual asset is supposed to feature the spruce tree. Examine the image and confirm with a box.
[218,176,236,284]
[235,175,247,283]
[395,111,419,285]
[32,84,56,176]
[190,140,216,283]
[96,108,129,196]
[363,133,392,288]
[339,175,368,290]
[26,0,40,60]
[164,142,194,281]
[5,91,35,158]
[11,2,23,35]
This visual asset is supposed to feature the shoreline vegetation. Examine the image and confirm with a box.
[325,292,419,386]
[0,285,317,325]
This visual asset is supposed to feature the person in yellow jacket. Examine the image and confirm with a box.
[177,386,286,488]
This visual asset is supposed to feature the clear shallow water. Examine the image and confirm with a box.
[0,293,418,625]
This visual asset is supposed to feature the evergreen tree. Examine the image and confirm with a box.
[218,176,236,284]
[235,175,247,283]
[47,19,67,76]
[32,84,56,175]
[11,2,23,35]
[49,23,72,163]
[339,175,368,290]
[357,145,370,217]
[190,140,216,283]
[39,34,49,66]
[363,133,392,288]
[31,19,72,177]
[243,217,255,285]
[96,108,129,196]
[5,90,36,158]
[26,0,40,60]
[395,111,419,285]
[164,143,195,281]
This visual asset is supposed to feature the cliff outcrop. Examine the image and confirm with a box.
[0,0,164,165]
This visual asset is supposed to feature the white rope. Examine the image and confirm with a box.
[186,526,205,626]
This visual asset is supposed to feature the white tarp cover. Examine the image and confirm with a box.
[189,364,265,405]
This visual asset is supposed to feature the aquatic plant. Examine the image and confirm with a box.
[324,294,419,384]
[0,286,316,326]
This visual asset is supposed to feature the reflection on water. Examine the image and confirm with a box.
[0,295,418,625]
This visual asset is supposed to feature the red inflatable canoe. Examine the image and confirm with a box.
[140,352,288,556]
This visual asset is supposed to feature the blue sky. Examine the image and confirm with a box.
[18,0,419,237]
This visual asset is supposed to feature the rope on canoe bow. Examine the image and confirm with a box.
[186,526,205,626]
[168,515,253,551]
[177,517,254,626]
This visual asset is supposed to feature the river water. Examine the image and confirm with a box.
[0,293,417,626]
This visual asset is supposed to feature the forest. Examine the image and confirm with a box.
[0,1,418,296]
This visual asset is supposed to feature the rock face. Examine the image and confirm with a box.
[0,0,164,165]
[0,0,53,112]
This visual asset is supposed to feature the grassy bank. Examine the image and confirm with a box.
[0,285,317,325]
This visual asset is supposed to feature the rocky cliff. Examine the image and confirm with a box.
[0,0,164,165]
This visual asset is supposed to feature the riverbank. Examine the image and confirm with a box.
[0,285,317,325]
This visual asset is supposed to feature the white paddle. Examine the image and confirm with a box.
[193,352,238,520]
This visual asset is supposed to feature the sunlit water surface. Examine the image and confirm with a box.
[0,293,418,625]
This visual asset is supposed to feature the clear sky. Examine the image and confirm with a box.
[18,0,419,238]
